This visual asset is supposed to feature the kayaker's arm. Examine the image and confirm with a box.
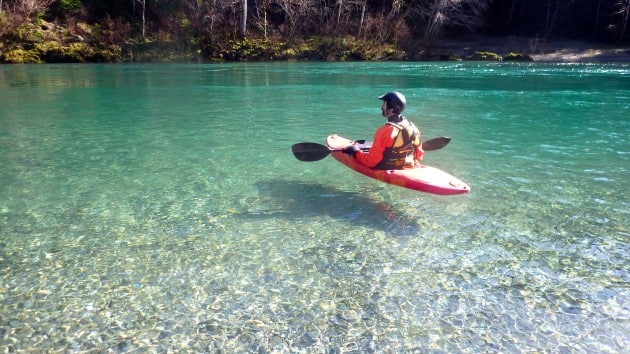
[355,125,396,168]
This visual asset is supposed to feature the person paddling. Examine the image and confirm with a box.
[343,91,423,169]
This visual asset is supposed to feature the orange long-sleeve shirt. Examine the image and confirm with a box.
[356,124,398,168]
[355,123,424,168]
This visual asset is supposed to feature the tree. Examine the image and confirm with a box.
[336,0,343,34]
[10,0,54,18]
[274,0,318,41]
[239,0,247,37]
[543,0,576,38]
[136,0,147,38]
[329,0,368,38]
[0,0,55,36]
[357,0,367,37]
[185,0,222,49]
[614,0,630,41]
[261,0,269,40]
[407,0,491,45]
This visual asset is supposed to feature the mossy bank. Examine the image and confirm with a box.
[0,19,565,64]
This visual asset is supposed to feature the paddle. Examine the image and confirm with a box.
[292,136,451,162]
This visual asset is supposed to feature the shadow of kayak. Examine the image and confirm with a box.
[244,179,420,235]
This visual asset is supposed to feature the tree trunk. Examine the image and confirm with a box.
[545,0,552,36]
[336,0,342,29]
[545,0,564,38]
[136,0,146,38]
[239,0,247,38]
[358,1,366,38]
[263,0,268,41]
[142,0,145,39]
[506,0,516,33]
[592,0,601,40]
[621,0,630,41]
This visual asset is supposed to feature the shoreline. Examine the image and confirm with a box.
[2,32,629,64]
[530,48,630,62]
[429,36,630,63]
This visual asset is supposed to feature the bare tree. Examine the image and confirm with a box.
[336,0,343,31]
[273,0,317,41]
[326,0,368,38]
[357,0,367,37]
[543,0,574,38]
[261,0,269,40]
[615,0,630,40]
[186,0,221,44]
[408,0,490,45]
[136,0,147,38]
[0,0,55,37]
[13,0,54,18]
[390,0,404,17]
[592,0,602,39]
[333,0,351,36]
[239,0,247,37]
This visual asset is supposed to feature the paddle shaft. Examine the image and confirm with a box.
[292,136,451,162]
[330,137,449,152]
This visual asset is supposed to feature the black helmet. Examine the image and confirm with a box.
[379,91,406,115]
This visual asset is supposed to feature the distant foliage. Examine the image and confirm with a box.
[59,0,82,11]
[488,0,630,42]
[0,0,628,62]
[400,0,491,48]
[1,0,628,44]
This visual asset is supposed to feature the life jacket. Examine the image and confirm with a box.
[375,118,421,170]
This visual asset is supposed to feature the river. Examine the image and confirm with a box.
[1,62,628,352]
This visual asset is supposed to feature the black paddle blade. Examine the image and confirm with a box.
[291,142,331,162]
[422,137,451,151]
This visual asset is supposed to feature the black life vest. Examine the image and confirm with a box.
[375,118,421,170]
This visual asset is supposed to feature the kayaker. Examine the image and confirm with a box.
[343,91,423,169]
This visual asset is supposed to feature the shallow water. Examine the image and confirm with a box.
[1,62,628,352]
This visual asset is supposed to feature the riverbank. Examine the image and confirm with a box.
[423,35,630,63]
[1,23,628,64]
[531,47,630,62]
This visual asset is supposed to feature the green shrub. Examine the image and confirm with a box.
[1,49,42,63]
[59,0,82,11]
[0,11,10,37]
[467,51,501,61]
[503,52,533,61]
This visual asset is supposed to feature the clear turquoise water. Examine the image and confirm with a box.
[1,62,628,352]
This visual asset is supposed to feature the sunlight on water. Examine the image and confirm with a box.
[1,63,628,352]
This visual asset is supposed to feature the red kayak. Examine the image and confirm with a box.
[326,134,470,195]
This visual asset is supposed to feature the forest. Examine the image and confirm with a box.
[1,0,629,63]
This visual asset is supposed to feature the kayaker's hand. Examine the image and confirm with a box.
[342,145,360,157]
